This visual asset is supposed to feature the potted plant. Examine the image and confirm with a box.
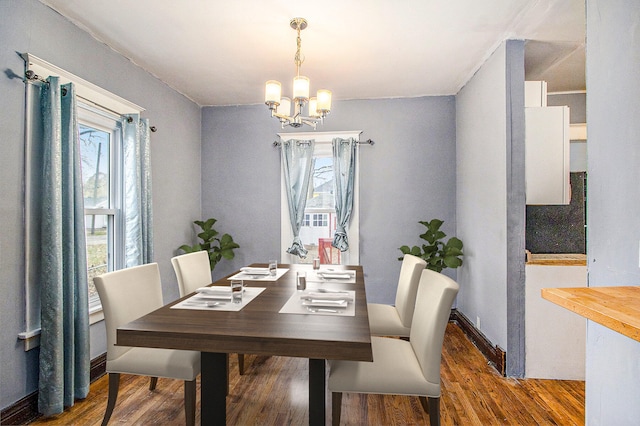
[177,218,240,271]
[398,219,464,272]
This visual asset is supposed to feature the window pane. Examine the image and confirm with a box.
[85,214,109,304]
[79,125,110,209]
[300,157,341,264]
[79,121,114,308]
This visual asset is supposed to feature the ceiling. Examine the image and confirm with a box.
[38,0,586,107]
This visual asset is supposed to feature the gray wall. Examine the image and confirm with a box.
[455,40,527,376]
[585,0,640,423]
[548,92,588,172]
[548,92,586,123]
[201,96,457,303]
[0,0,202,410]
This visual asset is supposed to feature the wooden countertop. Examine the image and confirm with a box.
[526,252,587,266]
[541,286,640,342]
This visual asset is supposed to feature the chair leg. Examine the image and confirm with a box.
[184,379,196,426]
[331,392,342,426]
[238,353,245,375]
[226,353,230,395]
[424,396,440,426]
[419,396,429,413]
[149,376,158,391]
[101,373,120,426]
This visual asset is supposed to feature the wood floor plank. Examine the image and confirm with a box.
[29,323,585,425]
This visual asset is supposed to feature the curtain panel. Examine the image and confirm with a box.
[331,138,357,252]
[281,139,315,258]
[120,114,154,266]
[37,77,90,415]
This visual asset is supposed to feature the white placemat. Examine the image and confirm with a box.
[279,289,356,316]
[228,268,289,281]
[171,287,266,311]
[306,269,356,284]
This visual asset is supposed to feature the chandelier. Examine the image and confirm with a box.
[265,18,332,129]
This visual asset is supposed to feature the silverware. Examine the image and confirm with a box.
[184,301,222,308]
[316,289,349,294]
[306,307,341,314]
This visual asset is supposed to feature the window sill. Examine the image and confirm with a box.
[89,305,104,325]
[18,305,104,351]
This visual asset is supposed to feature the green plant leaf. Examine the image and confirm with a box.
[178,244,201,253]
[447,237,464,250]
[198,229,220,242]
[220,248,236,259]
[199,218,216,230]
[428,218,444,230]
[444,256,463,268]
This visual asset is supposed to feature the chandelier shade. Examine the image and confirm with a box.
[265,18,331,129]
[265,80,282,105]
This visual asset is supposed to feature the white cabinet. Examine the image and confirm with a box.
[525,106,570,205]
[525,264,586,380]
[525,80,548,107]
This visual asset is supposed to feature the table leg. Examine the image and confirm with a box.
[201,352,227,424]
[309,358,326,426]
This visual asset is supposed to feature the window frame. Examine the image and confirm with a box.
[279,130,361,265]
[78,103,125,314]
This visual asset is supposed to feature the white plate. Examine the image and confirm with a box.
[301,299,348,308]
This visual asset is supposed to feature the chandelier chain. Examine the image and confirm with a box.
[294,26,304,74]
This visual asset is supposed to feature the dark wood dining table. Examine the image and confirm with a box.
[116,263,373,425]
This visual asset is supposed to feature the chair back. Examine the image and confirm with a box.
[94,263,164,362]
[410,269,459,386]
[394,254,428,328]
[171,251,212,296]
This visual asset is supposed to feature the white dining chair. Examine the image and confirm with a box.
[367,254,427,338]
[171,250,246,375]
[94,263,201,426]
[328,269,459,426]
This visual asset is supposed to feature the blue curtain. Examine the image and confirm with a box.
[37,77,90,415]
[331,138,357,252]
[120,114,154,266]
[281,139,315,258]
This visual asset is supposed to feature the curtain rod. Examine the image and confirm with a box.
[24,71,157,132]
[273,139,374,147]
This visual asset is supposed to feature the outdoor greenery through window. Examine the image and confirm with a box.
[78,105,121,311]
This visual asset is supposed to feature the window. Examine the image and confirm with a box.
[19,53,145,349]
[312,213,328,227]
[280,131,361,265]
[78,105,123,312]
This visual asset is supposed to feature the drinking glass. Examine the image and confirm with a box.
[296,271,307,291]
[269,259,277,276]
[231,280,243,304]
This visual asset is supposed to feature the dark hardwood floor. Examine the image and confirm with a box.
[30,323,585,425]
